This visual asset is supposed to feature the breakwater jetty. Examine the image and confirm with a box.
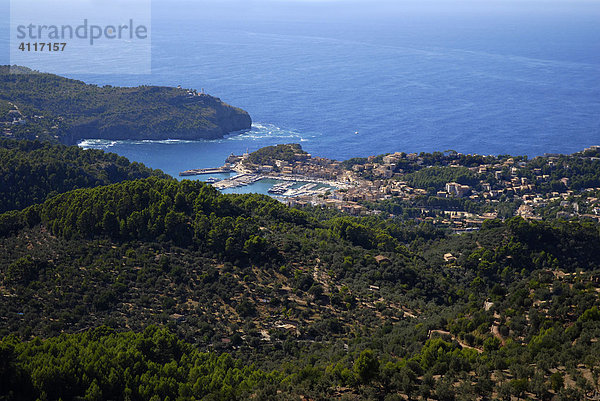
[179,167,234,176]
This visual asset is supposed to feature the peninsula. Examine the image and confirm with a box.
[0,66,252,144]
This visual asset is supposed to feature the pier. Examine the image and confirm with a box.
[212,173,262,190]
[179,167,234,176]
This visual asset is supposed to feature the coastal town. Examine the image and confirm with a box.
[181,143,600,231]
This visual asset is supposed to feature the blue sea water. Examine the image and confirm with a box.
[76,123,309,178]
[1,0,600,178]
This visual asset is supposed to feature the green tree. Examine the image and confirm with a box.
[353,349,379,384]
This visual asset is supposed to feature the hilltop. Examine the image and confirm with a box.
[0,66,252,144]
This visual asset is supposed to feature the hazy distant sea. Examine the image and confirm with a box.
[1,0,599,178]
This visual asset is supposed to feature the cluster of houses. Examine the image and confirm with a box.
[2,105,60,140]
[214,145,600,227]
[240,152,346,181]
[2,108,27,135]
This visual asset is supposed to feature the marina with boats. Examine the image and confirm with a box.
[208,173,335,197]
[177,145,348,199]
[267,181,331,197]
